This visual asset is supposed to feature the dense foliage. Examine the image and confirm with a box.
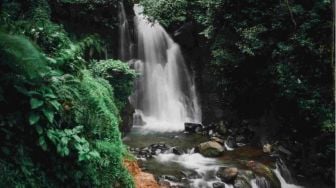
[0,0,135,187]
[140,0,334,184]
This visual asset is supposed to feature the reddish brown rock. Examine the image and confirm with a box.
[124,159,160,188]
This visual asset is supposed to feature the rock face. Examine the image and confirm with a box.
[216,167,239,183]
[197,141,225,157]
[185,122,203,133]
[124,159,160,188]
[263,144,272,153]
[120,101,135,135]
[133,111,145,126]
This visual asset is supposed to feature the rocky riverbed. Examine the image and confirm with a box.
[123,124,306,188]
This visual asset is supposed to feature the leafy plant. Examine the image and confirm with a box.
[91,59,136,109]
[0,1,135,187]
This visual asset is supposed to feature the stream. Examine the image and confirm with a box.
[123,126,304,188]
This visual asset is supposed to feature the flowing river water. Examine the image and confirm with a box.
[123,127,303,188]
[119,3,304,188]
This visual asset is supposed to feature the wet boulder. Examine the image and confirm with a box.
[149,143,170,155]
[225,136,237,149]
[233,170,255,188]
[216,167,239,183]
[216,121,228,135]
[197,141,225,157]
[241,160,281,188]
[263,144,272,153]
[181,170,201,179]
[170,147,182,155]
[213,182,226,188]
[185,122,203,133]
[211,137,225,145]
[158,179,171,188]
[233,175,252,188]
[235,135,247,144]
[159,175,180,182]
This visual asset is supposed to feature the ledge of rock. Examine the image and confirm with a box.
[124,159,160,188]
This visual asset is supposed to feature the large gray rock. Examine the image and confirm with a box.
[197,141,225,157]
[216,167,239,183]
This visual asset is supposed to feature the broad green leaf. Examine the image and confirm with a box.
[49,100,61,111]
[42,108,54,123]
[30,98,44,109]
[29,112,40,125]
[44,93,57,99]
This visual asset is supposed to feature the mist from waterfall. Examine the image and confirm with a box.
[127,5,201,132]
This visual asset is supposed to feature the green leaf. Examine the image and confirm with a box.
[44,93,57,99]
[35,125,43,135]
[39,136,47,151]
[61,137,68,145]
[29,112,40,125]
[30,98,44,109]
[42,108,54,123]
[89,150,100,159]
[49,100,61,111]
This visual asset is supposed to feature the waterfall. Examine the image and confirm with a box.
[118,1,132,61]
[273,167,303,188]
[128,5,201,132]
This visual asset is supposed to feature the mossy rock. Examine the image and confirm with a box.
[197,141,224,157]
[240,160,281,188]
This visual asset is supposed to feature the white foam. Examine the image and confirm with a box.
[273,167,304,188]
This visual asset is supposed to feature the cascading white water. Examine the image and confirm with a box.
[273,160,304,188]
[130,5,201,132]
[155,151,232,187]
[273,167,303,188]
